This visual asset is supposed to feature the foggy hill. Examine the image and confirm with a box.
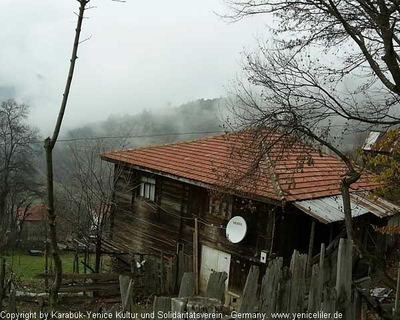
[51,97,226,184]
[63,97,226,149]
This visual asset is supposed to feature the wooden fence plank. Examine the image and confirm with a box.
[239,266,259,314]
[154,297,171,320]
[321,287,336,318]
[336,239,352,319]
[279,267,291,313]
[288,251,307,313]
[179,272,196,298]
[307,264,320,313]
[171,297,188,313]
[119,275,134,313]
[186,297,222,318]
[206,272,228,304]
[260,257,283,317]
[172,254,178,294]
[307,244,326,313]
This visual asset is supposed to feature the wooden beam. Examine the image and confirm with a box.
[306,219,316,274]
[394,262,400,317]
[59,282,120,293]
[193,218,199,295]
[34,273,122,280]
[336,239,352,319]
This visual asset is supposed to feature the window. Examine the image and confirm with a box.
[209,194,233,218]
[140,176,156,201]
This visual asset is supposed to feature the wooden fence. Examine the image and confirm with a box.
[151,239,394,319]
[239,238,394,319]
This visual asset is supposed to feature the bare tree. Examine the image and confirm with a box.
[224,0,400,120]
[57,139,119,274]
[221,0,400,239]
[44,0,89,304]
[0,99,40,250]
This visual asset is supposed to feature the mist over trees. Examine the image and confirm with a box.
[64,98,224,146]
[0,97,225,252]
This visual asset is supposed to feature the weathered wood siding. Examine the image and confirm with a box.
[111,165,276,256]
[111,167,186,256]
[179,191,276,295]
[195,197,277,259]
[158,178,188,228]
[111,166,277,295]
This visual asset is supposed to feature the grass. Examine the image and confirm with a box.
[3,251,111,292]
[4,251,75,281]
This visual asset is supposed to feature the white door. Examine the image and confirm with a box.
[199,245,231,294]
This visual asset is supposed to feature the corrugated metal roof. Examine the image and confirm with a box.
[294,192,400,224]
[362,131,399,153]
[363,131,381,151]
[102,131,378,202]
[350,192,400,218]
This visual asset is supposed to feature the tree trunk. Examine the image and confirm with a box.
[341,171,361,241]
[0,257,5,312]
[95,237,102,274]
[44,0,88,304]
[341,182,353,240]
[45,138,63,305]
[0,195,8,233]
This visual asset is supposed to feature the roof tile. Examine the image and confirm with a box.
[102,131,378,202]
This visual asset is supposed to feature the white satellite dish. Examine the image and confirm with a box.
[226,216,247,243]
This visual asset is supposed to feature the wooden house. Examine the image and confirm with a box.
[102,131,400,300]
[17,204,47,248]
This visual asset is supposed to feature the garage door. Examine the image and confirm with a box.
[199,245,231,293]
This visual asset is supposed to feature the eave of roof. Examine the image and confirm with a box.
[293,192,400,224]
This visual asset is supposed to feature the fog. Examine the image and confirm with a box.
[1,0,268,136]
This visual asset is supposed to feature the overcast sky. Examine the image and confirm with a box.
[1,0,270,136]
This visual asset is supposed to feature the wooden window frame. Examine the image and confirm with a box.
[208,194,233,219]
[139,176,156,201]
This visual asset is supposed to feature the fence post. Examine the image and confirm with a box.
[154,297,171,320]
[288,251,307,313]
[260,257,283,316]
[239,266,259,313]
[394,262,400,318]
[206,272,228,304]
[0,257,5,312]
[179,272,195,298]
[306,219,316,275]
[160,251,165,294]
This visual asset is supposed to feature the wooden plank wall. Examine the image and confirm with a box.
[111,168,180,256]
[110,166,286,297]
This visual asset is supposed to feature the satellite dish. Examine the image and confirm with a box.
[226,216,247,243]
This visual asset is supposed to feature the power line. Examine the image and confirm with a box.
[29,124,358,145]
[32,130,226,144]
[58,130,225,142]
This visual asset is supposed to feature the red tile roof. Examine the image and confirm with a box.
[102,131,377,202]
